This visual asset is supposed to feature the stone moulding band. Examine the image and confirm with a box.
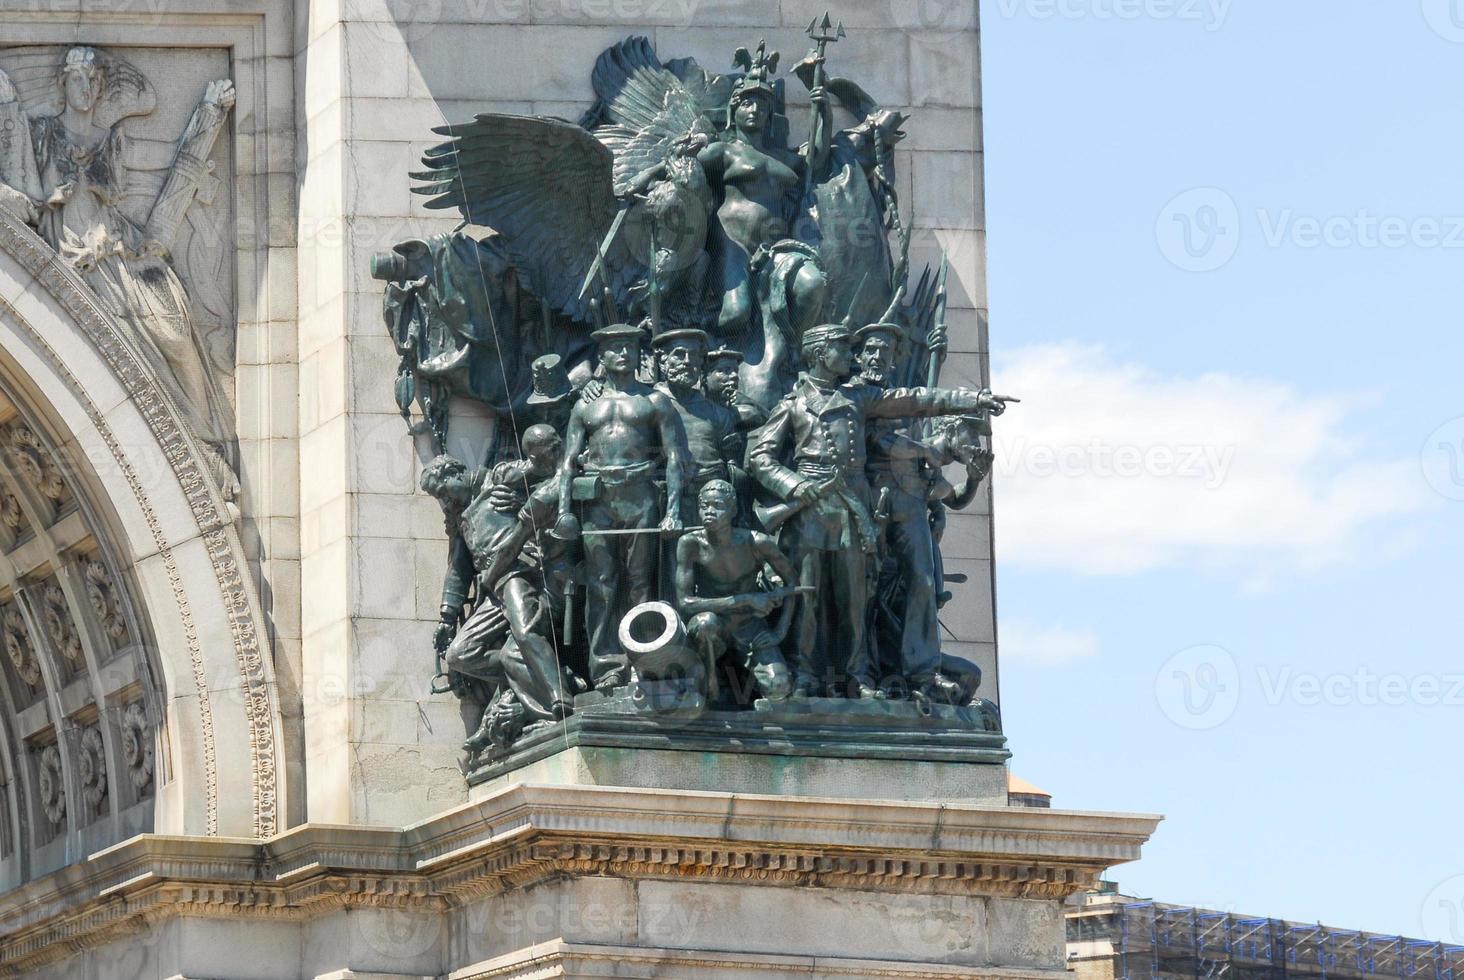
[450,941,1076,979]
[0,783,1162,974]
[0,209,278,839]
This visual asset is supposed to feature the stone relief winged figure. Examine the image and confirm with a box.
[0,46,239,503]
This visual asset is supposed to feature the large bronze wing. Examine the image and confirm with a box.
[410,113,639,323]
[588,36,713,195]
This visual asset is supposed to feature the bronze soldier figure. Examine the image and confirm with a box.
[704,345,769,432]
[421,425,575,751]
[748,321,1008,699]
[652,328,742,521]
[555,323,686,689]
[856,322,966,702]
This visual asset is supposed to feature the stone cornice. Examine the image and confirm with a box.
[0,783,1160,973]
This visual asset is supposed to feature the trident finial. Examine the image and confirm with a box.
[806,12,846,45]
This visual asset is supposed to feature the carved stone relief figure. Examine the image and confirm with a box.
[0,46,239,501]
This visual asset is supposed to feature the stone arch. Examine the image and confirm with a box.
[0,210,284,879]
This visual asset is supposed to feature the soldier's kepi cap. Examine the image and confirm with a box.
[590,322,645,345]
[650,327,711,349]
[526,353,572,405]
[855,321,908,354]
[801,322,854,347]
[706,346,744,364]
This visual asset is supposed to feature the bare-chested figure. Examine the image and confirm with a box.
[675,480,799,702]
[694,47,827,337]
[555,323,686,688]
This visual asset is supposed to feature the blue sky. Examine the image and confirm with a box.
[980,0,1464,939]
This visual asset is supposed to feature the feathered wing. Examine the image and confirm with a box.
[588,37,711,195]
[411,114,636,323]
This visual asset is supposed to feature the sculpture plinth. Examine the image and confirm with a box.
[468,695,1011,802]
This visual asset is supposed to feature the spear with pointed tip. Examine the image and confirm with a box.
[926,255,950,388]
[803,12,845,195]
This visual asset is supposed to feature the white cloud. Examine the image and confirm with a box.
[988,343,1433,581]
[998,620,1100,666]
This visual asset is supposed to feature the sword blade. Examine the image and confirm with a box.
[582,524,705,537]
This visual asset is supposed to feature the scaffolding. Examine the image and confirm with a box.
[1074,902,1464,980]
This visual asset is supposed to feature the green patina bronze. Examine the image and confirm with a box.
[374,17,1015,768]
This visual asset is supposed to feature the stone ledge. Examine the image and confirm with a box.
[0,784,1160,974]
[451,941,1074,979]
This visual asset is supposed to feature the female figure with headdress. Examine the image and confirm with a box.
[27,47,238,494]
[694,42,828,342]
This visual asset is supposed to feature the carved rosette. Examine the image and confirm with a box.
[0,490,23,537]
[36,743,64,829]
[7,424,67,508]
[4,605,39,687]
[41,583,83,670]
[121,702,153,793]
[84,560,129,647]
[78,724,107,810]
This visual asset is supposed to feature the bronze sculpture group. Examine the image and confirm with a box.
[375,21,1013,757]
